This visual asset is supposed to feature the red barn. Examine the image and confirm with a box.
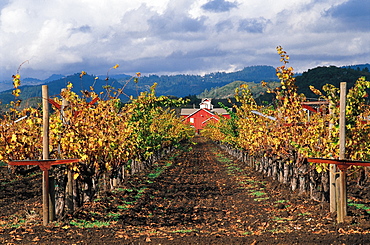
[181,98,230,134]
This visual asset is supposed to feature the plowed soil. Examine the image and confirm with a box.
[1,137,370,244]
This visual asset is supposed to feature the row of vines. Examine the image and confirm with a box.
[1,69,194,218]
[203,46,370,202]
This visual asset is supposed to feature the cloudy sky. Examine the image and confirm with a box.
[0,0,369,81]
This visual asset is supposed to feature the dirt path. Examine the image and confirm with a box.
[1,137,370,244]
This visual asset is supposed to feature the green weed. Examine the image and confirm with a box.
[219,158,232,163]
[254,197,270,202]
[1,214,27,228]
[267,229,284,233]
[275,200,289,204]
[133,187,146,194]
[347,202,370,213]
[171,229,197,233]
[70,219,110,228]
[117,205,129,210]
[249,191,266,197]
[107,212,120,221]
[148,171,162,179]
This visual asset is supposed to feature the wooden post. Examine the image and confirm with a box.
[60,89,74,214]
[337,82,347,223]
[66,170,73,214]
[43,85,50,160]
[49,177,55,221]
[42,85,50,225]
[328,106,336,213]
[339,83,346,162]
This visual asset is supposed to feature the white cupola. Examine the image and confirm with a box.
[199,98,213,110]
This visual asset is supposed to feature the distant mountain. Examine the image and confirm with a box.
[101,74,131,80]
[0,64,368,107]
[0,65,278,105]
[0,74,66,93]
[342,63,370,71]
[44,74,65,82]
[118,65,278,97]
[0,73,136,106]
[22,77,42,84]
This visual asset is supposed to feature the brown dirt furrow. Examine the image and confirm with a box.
[1,136,370,244]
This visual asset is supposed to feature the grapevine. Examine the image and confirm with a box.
[1,69,194,215]
[204,47,370,174]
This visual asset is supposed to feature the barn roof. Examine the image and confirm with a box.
[181,108,215,120]
[180,108,229,116]
[180,108,198,116]
[211,108,229,115]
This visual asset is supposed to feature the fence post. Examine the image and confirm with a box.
[328,104,336,213]
[42,85,50,225]
[337,82,347,223]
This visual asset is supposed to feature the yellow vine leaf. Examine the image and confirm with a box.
[73,172,79,179]
[11,134,17,142]
[80,154,88,161]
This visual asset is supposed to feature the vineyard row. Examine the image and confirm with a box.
[1,81,194,218]
[203,47,370,203]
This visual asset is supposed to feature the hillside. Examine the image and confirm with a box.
[196,65,369,103]
[296,65,370,99]
[118,65,278,97]
[0,65,277,105]
[198,80,281,99]
[0,74,136,107]
[0,64,369,107]
[253,65,370,104]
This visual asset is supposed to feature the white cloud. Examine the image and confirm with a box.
[0,0,369,81]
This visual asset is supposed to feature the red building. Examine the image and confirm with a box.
[181,98,230,134]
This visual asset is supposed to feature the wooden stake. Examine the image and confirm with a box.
[42,170,49,225]
[42,85,50,225]
[337,82,347,223]
[329,164,336,213]
[339,83,346,160]
[43,85,50,160]
[49,176,55,221]
[60,89,74,214]
[66,170,73,214]
[328,106,336,213]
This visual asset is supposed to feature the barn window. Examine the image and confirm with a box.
[190,118,194,123]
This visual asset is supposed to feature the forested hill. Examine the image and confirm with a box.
[296,65,370,99]
[0,65,277,105]
[0,64,369,106]
[0,74,136,106]
[120,65,278,97]
[198,80,281,99]
[195,65,370,102]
